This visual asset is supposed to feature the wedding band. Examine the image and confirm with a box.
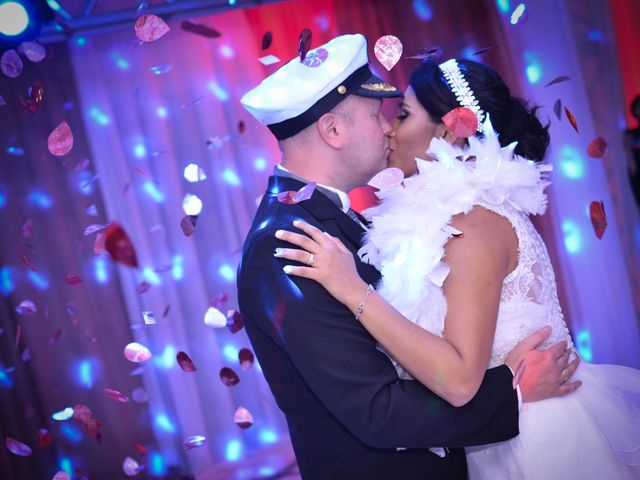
[306,253,315,267]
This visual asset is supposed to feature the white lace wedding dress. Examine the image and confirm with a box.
[359,119,640,479]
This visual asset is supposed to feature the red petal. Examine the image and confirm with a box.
[176,351,197,372]
[564,106,579,133]
[237,120,245,134]
[20,253,36,271]
[180,20,221,38]
[180,215,197,236]
[134,14,170,42]
[103,388,131,403]
[473,45,498,56]
[298,28,312,62]
[48,121,74,156]
[104,223,138,268]
[261,31,273,50]
[587,137,607,158]
[442,107,478,138]
[136,281,150,294]
[22,218,33,239]
[589,201,607,239]
[239,348,254,371]
[65,274,82,285]
[226,309,244,334]
[48,328,62,344]
[211,292,228,309]
[544,76,571,87]
[220,367,240,387]
[36,428,52,448]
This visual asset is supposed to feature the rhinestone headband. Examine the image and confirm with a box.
[438,59,486,133]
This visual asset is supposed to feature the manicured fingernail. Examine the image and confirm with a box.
[275,230,284,238]
[273,248,283,256]
[283,265,294,274]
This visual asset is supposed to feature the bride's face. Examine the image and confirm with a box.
[388,86,446,177]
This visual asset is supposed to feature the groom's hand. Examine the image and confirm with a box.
[505,326,582,402]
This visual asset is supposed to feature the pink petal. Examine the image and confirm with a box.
[16,300,36,316]
[6,437,32,457]
[136,281,150,294]
[22,218,33,239]
[183,435,207,450]
[134,14,170,42]
[122,456,142,476]
[368,168,404,190]
[48,328,62,344]
[374,35,403,71]
[124,342,152,363]
[52,472,71,480]
[84,224,106,236]
[104,388,130,403]
[48,121,74,156]
[233,406,254,429]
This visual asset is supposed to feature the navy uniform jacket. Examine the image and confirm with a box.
[237,175,519,479]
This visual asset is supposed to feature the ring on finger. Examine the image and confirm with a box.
[306,253,315,267]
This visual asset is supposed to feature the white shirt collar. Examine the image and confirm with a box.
[276,164,351,213]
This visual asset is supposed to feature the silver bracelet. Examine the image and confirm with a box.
[355,284,375,321]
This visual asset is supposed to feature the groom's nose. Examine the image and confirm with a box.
[380,113,392,136]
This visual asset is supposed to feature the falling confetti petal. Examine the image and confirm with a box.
[163,305,170,317]
[19,81,44,113]
[183,435,207,450]
[52,472,71,480]
[204,306,227,327]
[22,218,33,239]
[142,311,156,325]
[510,3,528,25]
[122,456,142,476]
[124,342,152,363]
[544,75,571,87]
[406,46,442,60]
[180,215,197,237]
[6,437,32,457]
[589,201,607,239]
[16,300,36,316]
[298,28,312,62]
[149,64,173,75]
[136,281,150,294]
[48,328,62,344]
[20,253,36,271]
[442,107,478,138]
[303,47,328,68]
[277,182,316,205]
[220,367,240,387]
[84,224,106,236]
[261,31,273,50]
[52,407,75,421]
[18,41,46,62]
[473,45,499,56]
[183,163,207,182]
[177,351,197,372]
[94,232,106,255]
[183,193,203,216]
[226,309,244,334]
[180,20,221,38]
[104,388,130,403]
[21,348,31,362]
[239,348,254,371]
[134,444,148,454]
[258,54,280,66]
[36,429,52,448]
[564,106,579,133]
[85,204,98,217]
[233,406,254,429]
[237,120,245,134]
[0,94,5,106]
[374,35,403,71]
[211,292,228,309]
[48,121,74,156]
[368,168,404,190]
[65,275,82,286]
[182,95,205,108]
[132,387,149,403]
[134,14,170,42]
[15,323,21,348]
[553,99,562,121]
[6,146,24,155]
[1,50,23,78]
[105,223,138,268]
[587,137,607,158]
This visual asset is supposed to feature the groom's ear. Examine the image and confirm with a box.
[316,113,345,149]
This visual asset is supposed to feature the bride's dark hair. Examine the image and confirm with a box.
[409,58,550,163]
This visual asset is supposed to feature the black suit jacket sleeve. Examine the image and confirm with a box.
[241,228,519,449]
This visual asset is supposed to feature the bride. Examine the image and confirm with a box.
[273,57,640,478]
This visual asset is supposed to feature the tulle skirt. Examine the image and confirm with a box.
[466,362,640,479]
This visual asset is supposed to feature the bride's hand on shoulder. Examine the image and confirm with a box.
[274,220,367,306]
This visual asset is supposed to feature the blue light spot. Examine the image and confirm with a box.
[28,270,49,290]
[94,256,109,284]
[259,429,278,445]
[155,345,176,370]
[6,146,24,156]
[156,106,168,118]
[143,182,165,203]
[133,143,147,158]
[561,220,582,254]
[495,0,510,13]
[28,190,53,209]
[77,359,94,389]
[0,188,6,208]
[588,30,603,43]
[143,267,162,286]
[61,423,83,443]
[225,439,242,461]
[0,368,13,388]
[558,145,585,179]
[208,82,229,101]
[222,168,241,186]
[254,157,267,171]
[89,107,110,126]
[523,52,541,84]
[510,3,526,24]
[172,255,184,281]
[576,330,593,362]
[222,344,239,363]
[461,46,476,60]
[75,36,87,46]
[412,0,433,21]
[228,0,237,5]
[112,54,130,70]
[0,267,14,296]
[52,407,75,421]
[219,264,236,282]
[77,170,95,195]
[59,456,73,476]
[149,452,166,476]
[257,219,270,231]
[155,413,176,433]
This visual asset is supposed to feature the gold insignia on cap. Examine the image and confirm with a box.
[360,82,398,92]
[337,85,347,94]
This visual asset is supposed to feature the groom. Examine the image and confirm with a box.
[237,34,578,479]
